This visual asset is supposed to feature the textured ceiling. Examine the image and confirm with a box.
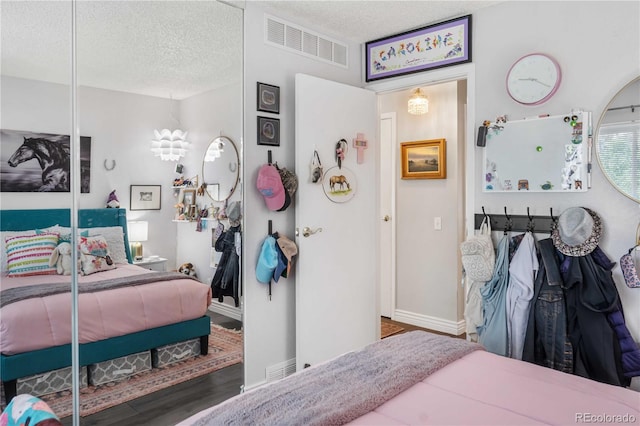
[260,1,502,44]
[1,1,501,100]
[1,1,243,99]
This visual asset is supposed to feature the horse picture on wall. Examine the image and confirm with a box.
[1,129,91,193]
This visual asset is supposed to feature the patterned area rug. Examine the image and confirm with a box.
[381,321,404,339]
[3,324,242,419]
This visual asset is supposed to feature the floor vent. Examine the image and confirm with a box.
[265,358,296,382]
[265,14,348,68]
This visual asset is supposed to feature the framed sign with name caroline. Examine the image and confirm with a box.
[365,15,472,82]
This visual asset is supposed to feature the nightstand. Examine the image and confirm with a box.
[133,257,168,272]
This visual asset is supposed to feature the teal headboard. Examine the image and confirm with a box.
[0,208,133,263]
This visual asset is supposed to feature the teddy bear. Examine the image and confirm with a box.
[49,242,73,275]
[178,262,197,278]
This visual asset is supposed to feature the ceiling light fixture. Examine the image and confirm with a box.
[408,88,429,115]
[150,129,190,161]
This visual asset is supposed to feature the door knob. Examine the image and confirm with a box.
[383,215,390,222]
[302,226,322,237]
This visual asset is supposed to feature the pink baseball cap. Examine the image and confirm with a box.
[257,164,285,211]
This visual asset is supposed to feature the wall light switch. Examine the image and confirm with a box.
[434,217,442,230]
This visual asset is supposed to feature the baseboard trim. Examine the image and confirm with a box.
[394,309,465,336]
[208,301,242,321]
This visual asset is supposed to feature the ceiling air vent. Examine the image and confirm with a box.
[265,14,348,68]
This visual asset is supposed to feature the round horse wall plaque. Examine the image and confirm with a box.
[322,166,356,203]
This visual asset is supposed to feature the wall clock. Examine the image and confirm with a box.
[506,53,562,105]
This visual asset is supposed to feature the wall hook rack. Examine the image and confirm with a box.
[474,208,558,233]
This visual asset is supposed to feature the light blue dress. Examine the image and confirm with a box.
[477,234,509,356]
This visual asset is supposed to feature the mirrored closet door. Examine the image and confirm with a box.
[1,1,243,424]
[1,0,75,419]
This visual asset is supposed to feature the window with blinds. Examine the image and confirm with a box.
[598,120,640,199]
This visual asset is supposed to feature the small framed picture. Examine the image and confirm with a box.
[257,116,280,146]
[400,139,447,179]
[130,185,161,210]
[182,188,196,207]
[257,82,280,114]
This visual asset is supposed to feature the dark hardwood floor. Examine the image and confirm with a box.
[382,316,466,339]
[60,316,458,425]
[62,312,243,426]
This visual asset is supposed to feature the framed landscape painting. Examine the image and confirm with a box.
[401,139,446,179]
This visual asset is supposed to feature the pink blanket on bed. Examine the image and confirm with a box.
[350,350,640,425]
[0,264,212,355]
[179,333,639,426]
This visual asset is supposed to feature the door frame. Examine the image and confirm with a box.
[379,112,397,319]
[368,63,476,325]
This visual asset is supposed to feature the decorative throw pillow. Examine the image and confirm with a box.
[78,235,117,275]
[84,227,128,264]
[45,225,128,264]
[5,232,60,277]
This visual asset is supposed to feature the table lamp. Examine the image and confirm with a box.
[128,221,148,261]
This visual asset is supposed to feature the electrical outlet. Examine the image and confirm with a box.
[434,216,442,230]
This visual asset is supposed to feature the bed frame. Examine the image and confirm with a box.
[0,208,210,401]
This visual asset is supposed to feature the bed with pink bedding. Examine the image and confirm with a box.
[0,208,212,402]
[1,263,211,355]
[179,331,639,425]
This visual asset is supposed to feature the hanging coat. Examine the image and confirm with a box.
[506,232,538,359]
[523,238,573,373]
[477,234,510,357]
[211,225,241,307]
[561,251,627,386]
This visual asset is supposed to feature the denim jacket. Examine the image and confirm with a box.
[523,238,573,372]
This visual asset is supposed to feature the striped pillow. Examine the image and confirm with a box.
[5,232,60,277]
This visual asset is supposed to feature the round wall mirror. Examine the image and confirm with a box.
[202,136,240,201]
[596,76,640,202]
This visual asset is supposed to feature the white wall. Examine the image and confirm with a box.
[242,3,362,387]
[177,83,242,303]
[1,77,73,210]
[472,0,640,388]
[243,0,640,389]
[1,76,240,273]
[379,82,464,326]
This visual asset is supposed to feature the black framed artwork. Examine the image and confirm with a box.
[0,129,91,193]
[130,185,162,210]
[257,116,280,146]
[257,82,280,114]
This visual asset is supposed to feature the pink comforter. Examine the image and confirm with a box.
[178,332,639,426]
[0,264,212,355]
[350,350,640,425]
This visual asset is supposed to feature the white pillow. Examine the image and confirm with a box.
[84,226,128,264]
[43,225,129,264]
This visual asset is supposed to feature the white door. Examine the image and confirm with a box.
[295,74,378,370]
[379,112,396,318]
